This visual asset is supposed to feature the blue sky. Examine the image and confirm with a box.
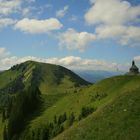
[0,0,140,71]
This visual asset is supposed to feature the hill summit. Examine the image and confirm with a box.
[0,61,89,96]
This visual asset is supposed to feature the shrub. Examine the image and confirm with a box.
[68,112,75,126]
[90,92,107,102]
[58,112,67,125]
[79,106,96,120]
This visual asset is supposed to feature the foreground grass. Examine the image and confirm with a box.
[19,75,140,140]
[53,86,140,140]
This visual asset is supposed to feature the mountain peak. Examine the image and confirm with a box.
[1,61,89,95]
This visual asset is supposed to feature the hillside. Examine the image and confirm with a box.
[19,75,140,140]
[53,76,140,140]
[0,61,140,140]
[0,61,89,107]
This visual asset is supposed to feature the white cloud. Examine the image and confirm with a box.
[14,18,63,34]
[84,0,140,47]
[96,25,126,39]
[0,0,22,16]
[0,0,41,19]
[0,18,16,28]
[95,25,140,46]
[85,0,140,25]
[46,56,120,71]
[0,55,129,71]
[58,28,96,51]
[56,5,69,18]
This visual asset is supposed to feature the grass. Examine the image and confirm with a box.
[0,70,20,89]
[53,76,140,140]
[18,75,140,140]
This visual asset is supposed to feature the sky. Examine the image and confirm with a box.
[0,0,140,71]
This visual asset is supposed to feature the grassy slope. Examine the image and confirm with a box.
[19,75,140,140]
[0,70,20,89]
[53,75,140,140]
[38,62,89,94]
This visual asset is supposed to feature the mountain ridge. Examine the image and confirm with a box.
[0,61,89,95]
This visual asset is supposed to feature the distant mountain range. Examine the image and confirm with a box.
[74,70,124,83]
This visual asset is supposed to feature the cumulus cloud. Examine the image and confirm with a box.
[47,56,121,71]
[14,18,63,34]
[0,18,16,28]
[84,0,140,47]
[95,25,140,45]
[58,28,96,51]
[85,0,140,25]
[0,0,37,17]
[56,5,69,18]
[0,55,129,71]
[58,0,140,51]
[0,0,22,16]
